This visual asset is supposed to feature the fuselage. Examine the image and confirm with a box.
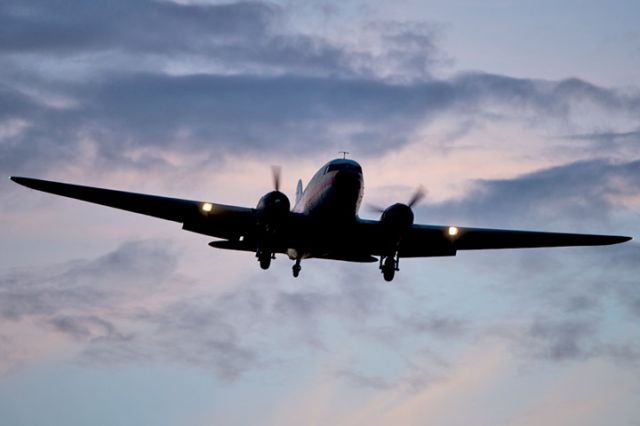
[292,159,364,221]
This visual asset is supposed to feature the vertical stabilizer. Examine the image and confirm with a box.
[296,179,303,203]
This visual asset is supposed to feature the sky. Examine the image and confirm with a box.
[1,1,639,425]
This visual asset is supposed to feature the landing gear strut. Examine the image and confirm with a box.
[380,253,399,282]
[292,258,302,278]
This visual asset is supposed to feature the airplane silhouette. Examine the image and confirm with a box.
[11,158,632,281]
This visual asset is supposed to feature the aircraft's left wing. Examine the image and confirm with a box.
[10,177,255,240]
[398,223,632,257]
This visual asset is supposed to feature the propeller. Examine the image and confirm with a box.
[407,185,426,208]
[368,186,427,213]
[271,165,282,192]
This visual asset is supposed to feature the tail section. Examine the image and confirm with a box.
[296,179,303,204]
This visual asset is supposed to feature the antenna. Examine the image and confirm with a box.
[338,151,349,159]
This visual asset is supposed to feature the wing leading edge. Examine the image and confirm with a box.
[10,176,255,240]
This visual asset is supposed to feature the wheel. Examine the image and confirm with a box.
[259,256,271,270]
[292,264,301,278]
[382,256,395,282]
[383,266,395,281]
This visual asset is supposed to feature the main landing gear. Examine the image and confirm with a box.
[257,250,274,270]
[258,250,303,278]
[292,257,302,278]
[380,253,399,282]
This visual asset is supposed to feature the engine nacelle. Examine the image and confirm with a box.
[380,203,414,230]
[257,191,290,218]
[256,190,290,236]
[379,203,415,254]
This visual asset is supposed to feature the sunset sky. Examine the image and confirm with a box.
[1,1,639,425]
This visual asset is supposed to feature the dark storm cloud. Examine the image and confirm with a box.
[416,158,640,228]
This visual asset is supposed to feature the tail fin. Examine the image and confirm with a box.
[296,179,303,204]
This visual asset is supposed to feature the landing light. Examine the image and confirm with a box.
[448,226,459,237]
[201,202,213,212]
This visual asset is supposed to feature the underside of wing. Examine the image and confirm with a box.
[10,176,255,240]
[451,226,631,250]
[402,223,632,257]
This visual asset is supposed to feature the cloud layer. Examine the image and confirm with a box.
[1,1,639,424]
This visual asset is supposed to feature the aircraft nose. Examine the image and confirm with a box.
[335,169,362,190]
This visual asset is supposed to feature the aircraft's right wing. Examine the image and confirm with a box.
[10,177,256,240]
[399,223,632,257]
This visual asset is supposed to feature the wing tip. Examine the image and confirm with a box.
[606,235,632,245]
[10,176,36,188]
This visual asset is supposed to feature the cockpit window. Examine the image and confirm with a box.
[325,163,362,174]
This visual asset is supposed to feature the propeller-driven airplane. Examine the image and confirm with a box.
[11,158,632,281]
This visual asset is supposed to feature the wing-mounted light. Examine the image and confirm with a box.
[201,202,213,213]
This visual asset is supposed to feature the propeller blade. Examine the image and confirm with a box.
[271,165,282,191]
[407,185,426,208]
[367,204,386,214]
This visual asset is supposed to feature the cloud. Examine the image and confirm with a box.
[335,368,393,390]
[0,0,443,80]
[0,237,470,381]
[0,240,178,320]
[524,318,598,361]
[0,240,182,370]
[560,128,640,158]
[396,156,640,365]
[3,70,639,182]
[47,314,123,340]
[2,1,639,397]
[395,314,466,338]
[1,1,639,180]
[416,158,640,228]
[0,1,278,55]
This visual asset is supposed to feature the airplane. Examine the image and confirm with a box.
[10,158,632,281]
